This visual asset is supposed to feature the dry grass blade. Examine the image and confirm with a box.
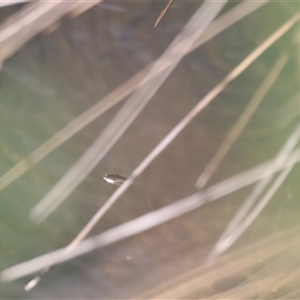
[137,227,300,299]
[154,0,174,27]
[0,0,102,64]
[3,146,300,281]
[5,144,300,283]
[207,122,300,264]
[3,162,300,282]
[197,52,289,188]
[0,0,29,7]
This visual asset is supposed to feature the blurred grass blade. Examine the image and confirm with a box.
[0,0,268,193]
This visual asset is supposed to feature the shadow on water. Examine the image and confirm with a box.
[0,1,300,298]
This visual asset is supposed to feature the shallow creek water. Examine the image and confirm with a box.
[0,2,300,299]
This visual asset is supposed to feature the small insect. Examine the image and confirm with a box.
[103,174,127,186]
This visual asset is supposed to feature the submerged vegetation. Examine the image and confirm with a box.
[0,1,299,298]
